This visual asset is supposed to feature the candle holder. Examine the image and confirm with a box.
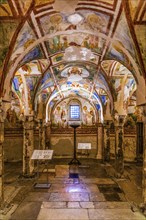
[68,122,81,165]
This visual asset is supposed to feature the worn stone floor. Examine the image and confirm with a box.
[0,159,145,220]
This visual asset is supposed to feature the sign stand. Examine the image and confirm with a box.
[31,150,53,189]
[78,143,91,168]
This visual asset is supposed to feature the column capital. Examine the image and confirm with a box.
[113,113,126,127]
[23,114,34,130]
[45,121,51,127]
[103,120,112,127]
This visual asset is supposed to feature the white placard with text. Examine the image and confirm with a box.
[31,150,53,160]
[78,143,91,149]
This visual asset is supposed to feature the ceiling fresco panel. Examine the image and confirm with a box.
[0,1,12,16]
[35,0,55,7]
[20,45,44,66]
[10,21,37,64]
[0,20,18,70]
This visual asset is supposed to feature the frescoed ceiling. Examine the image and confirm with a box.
[0,0,145,119]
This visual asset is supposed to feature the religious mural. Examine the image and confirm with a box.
[12,61,44,114]
[0,21,18,69]
[51,98,97,128]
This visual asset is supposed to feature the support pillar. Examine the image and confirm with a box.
[38,119,46,150]
[23,114,34,177]
[136,107,143,161]
[103,120,111,162]
[114,115,125,177]
[96,123,104,159]
[45,121,51,149]
[0,101,4,207]
[142,105,146,206]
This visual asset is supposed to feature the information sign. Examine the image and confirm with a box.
[31,150,53,160]
[78,143,91,149]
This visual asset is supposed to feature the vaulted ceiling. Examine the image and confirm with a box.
[0,0,145,120]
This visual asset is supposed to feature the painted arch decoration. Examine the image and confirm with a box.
[0,0,145,118]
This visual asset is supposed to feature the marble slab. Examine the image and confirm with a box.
[10,201,42,220]
[94,201,130,209]
[88,209,145,220]
[67,202,80,208]
[89,192,106,202]
[49,192,89,202]
[24,192,50,202]
[41,202,67,209]
[37,209,89,220]
[80,202,94,209]
[55,165,69,177]
[85,184,100,193]
[83,178,115,184]
[48,183,87,193]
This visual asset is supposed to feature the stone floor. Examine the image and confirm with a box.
[0,159,145,220]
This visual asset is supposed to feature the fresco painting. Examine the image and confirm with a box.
[106,13,141,75]
[38,71,54,93]
[63,46,98,63]
[18,0,32,15]
[0,21,18,68]
[0,1,12,17]
[52,53,64,64]
[61,66,89,82]
[12,62,44,113]
[115,13,136,57]
[21,46,43,66]
[53,63,96,83]
[112,74,136,112]
[52,98,97,128]
[11,22,37,63]
[79,11,110,34]
[46,34,105,55]
[40,11,109,35]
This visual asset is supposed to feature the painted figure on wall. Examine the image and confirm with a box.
[52,98,96,128]
[82,105,95,126]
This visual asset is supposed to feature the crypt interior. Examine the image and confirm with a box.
[0,0,146,219]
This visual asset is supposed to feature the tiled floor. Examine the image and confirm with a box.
[0,159,145,220]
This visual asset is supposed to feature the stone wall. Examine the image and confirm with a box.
[110,134,136,161]
[3,130,39,162]
[3,128,136,162]
[50,134,98,158]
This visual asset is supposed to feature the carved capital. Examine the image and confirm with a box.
[23,115,34,130]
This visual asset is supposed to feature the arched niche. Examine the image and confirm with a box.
[50,97,98,128]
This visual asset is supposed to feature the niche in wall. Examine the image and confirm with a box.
[51,97,98,128]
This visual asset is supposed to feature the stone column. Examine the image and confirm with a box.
[38,119,46,150]
[45,121,51,149]
[136,107,143,161]
[96,123,104,160]
[142,105,146,205]
[114,115,125,177]
[0,101,4,207]
[103,120,111,162]
[23,114,34,177]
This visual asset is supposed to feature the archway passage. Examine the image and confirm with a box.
[0,0,146,218]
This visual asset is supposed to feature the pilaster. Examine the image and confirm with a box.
[142,105,146,205]
[103,120,112,162]
[45,121,51,149]
[96,123,104,160]
[38,119,46,150]
[114,114,126,177]
[0,100,5,207]
[23,114,34,177]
